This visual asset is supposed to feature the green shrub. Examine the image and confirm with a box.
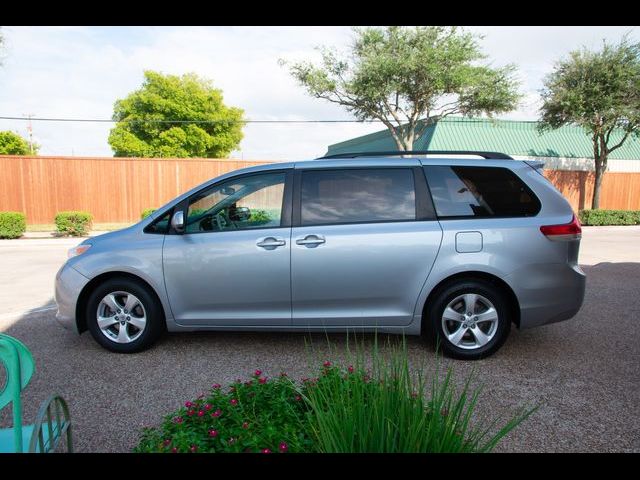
[0,211,27,239]
[54,211,93,236]
[578,209,640,226]
[141,208,156,219]
[134,339,535,453]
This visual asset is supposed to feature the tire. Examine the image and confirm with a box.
[427,279,511,360]
[86,277,164,353]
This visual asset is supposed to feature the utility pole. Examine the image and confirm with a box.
[23,113,35,154]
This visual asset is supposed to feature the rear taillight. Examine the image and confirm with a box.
[540,214,582,241]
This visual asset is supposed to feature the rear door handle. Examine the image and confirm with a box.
[256,237,286,249]
[296,234,326,246]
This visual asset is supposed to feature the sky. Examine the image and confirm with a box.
[0,26,637,160]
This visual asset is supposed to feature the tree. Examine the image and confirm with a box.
[108,71,244,158]
[0,131,38,155]
[281,26,521,151]
[539,35,640,210]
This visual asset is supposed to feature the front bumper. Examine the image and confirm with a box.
[506,263,586,329]
[54,263,90,334]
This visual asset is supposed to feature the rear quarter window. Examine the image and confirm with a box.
[423,166,541,218]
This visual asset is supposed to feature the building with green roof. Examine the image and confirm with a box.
[326,117,640,172]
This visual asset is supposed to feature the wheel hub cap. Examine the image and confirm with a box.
[96,291,147,344]
[441,293,499,350]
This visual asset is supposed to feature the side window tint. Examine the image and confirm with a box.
[424,166,541,218]
[300,168,416,226]
[185,172,286,234]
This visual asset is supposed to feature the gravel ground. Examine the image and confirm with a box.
[1,228,639,452]
[1,262,639,452]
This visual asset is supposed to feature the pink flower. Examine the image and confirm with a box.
[258,377,267,384]
[279,442,288,453]
[185,401,193,408]
[171,447,178,453]
[174,416,183,424]
[261,448,272,454]
[323,360,331,368]
[197,392,205,399]
[209,429,218,437]
[294,395,301,402]
[187,409,195,416]
[242,422,249,429]
[197,410,205,417]
[190,445,198,453]
[230,399,238,406]
[212,409,222,417]
[254,369,262,377]
[348,365,354,373]
[205,404,212,411]
[163,439,171,447]
[212,383,221,389]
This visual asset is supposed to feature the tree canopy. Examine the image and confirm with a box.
[539,35,640,209]
[282,26,521,151]
[0,131,38,155]
[108,71,244,158]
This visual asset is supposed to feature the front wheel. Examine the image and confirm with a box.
[86,278,164,353]
[428,280,511,360]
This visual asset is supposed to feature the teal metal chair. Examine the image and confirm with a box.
[0,333,73,453]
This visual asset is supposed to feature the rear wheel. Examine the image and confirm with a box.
[86,278,164,353]
[428,279,511,360]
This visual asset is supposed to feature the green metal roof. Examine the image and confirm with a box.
[326,117,640,160]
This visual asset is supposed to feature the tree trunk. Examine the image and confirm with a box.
[591,134,607,210]
[391,135,412,154]
[592,164,603,210]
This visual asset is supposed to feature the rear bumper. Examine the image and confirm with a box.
[54,263,90,334]
[506,263,586,329]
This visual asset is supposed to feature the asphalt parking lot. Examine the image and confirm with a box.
[1,226,639,452]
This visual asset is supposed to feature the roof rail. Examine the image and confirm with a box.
[317,150,514,160]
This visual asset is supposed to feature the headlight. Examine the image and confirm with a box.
[68,244,92,258]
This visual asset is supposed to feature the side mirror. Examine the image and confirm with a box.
[228,206,250,221]
[171,210,185,233]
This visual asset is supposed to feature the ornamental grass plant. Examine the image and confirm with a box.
[301,336,536,453]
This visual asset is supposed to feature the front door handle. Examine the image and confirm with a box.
[296,234,326,246]
[257,237,286,249]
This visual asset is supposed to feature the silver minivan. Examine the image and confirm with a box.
[54,151,586,359]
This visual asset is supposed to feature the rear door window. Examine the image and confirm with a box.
[300,168,416,226]
[424,166,541,218]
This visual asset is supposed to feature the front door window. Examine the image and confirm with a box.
[185,172,286,234]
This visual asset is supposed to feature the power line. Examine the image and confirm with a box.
[0,116,386,124]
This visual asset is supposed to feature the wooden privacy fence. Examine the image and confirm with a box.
[0,155,272,223]
[1,155,639,223]
[544,170,640,212]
